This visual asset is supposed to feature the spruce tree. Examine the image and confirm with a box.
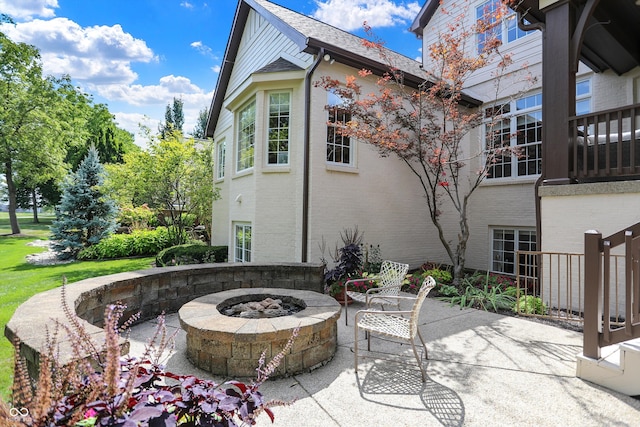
[50,146,117,259]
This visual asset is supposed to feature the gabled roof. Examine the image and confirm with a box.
[205,0,481,138]
[255,57,303,74]
[409,0,439,38]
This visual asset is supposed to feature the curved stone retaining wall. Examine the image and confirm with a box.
[4,263,325,381]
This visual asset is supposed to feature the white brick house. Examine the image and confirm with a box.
[204,0,482,267]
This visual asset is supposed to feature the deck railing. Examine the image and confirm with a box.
[569,103,640,181]
[583,223,640,359]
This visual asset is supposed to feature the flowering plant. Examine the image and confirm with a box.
[3,285,295,427]
[328,271,378,296]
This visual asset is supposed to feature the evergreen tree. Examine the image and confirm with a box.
[191,106,209,139]
[50,146,117,259]
[158,97,184,138]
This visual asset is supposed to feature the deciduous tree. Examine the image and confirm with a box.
[316,3,531,284]
[105,131,218,246]
[0,30,72,234]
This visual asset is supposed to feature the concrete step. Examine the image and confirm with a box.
[576,337,640,396]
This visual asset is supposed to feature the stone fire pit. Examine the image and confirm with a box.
[178,288,341,377]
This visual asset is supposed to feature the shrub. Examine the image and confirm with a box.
[78,227,171,260]
[468,271,515,289]
[1,285,294,426]
[440,275,516,312]
[117,204,156,230]
[514,294,548,315]
[403,268,452,294]
[155,244,228,266]
[323,228,364,296]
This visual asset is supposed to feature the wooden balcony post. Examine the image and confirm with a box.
[584,229,602,359]
[541,0,576,185]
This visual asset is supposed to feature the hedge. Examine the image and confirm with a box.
[155,244,228,267]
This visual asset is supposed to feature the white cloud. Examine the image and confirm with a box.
[180,1,195,9]
[96,75,212,107]
[0,0,58,20]
[312,0,421,32]
[114,112,157,148]
[0,18,156,84]
[212,65,221,73]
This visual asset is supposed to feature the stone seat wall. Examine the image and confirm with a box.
[4,263,324,381]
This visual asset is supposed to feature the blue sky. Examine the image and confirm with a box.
[0,0,423,147]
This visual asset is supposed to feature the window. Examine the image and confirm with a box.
[234,223,252,262]
[216,139,226,180]
[486,93,542,179]
[326,91,353,165]
[491,228,536,275]
[476,0,502,54]
[477,1,533,53]
[486,79,591,180]
[576,79,591,116]
[267,92,290,165]
[236,100,255,172]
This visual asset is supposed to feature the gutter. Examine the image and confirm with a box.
[301,47,325,262]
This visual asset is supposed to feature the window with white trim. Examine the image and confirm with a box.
[485,79,591,180]
[486,93,543,179]
[216,139,226,180]
[236,100,255,172]
[491,228,536,275]
[326,91,353,165]
[476,0,534,54]
[234,223,252,262]
[267,92,290,165]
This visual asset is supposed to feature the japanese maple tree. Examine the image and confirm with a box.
[317,2,532,284]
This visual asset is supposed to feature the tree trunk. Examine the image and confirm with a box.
[31,188,39,223]
[5,161,21,235]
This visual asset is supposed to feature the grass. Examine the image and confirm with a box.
[0,212,154,401]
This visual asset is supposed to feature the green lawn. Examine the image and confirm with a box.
[0,213,154,401]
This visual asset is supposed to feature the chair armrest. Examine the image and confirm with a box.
[345,277,380,287]
[364,283,403,295]
[367,295,416,307]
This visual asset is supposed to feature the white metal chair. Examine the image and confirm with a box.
[354,276,436,382]
[343,260,409,325]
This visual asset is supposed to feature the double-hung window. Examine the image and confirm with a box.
[267,92,290,165]
[216,139,226,180]
[486,93,543,179]
[237,100,256,172]
[326,91,353,165]
[477,0,533,54]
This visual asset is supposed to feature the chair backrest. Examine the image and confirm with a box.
[409,276,436,337]
[376,260,409,296]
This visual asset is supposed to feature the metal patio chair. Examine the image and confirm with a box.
[354,276,436,382]
[343,260,409,325]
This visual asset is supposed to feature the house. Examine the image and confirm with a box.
[204,0,482,267]
[412,0,640,273]
[414,0,640,394]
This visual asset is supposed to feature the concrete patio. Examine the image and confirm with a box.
[128,295,640,426]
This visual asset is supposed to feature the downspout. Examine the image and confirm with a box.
[302,47,325,262]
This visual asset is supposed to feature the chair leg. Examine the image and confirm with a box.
[344,292,349,326]
[417,329,429,360]
[354,322,358,373]
[410,339,427,382]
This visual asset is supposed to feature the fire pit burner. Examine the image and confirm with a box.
[218,294,305,318]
